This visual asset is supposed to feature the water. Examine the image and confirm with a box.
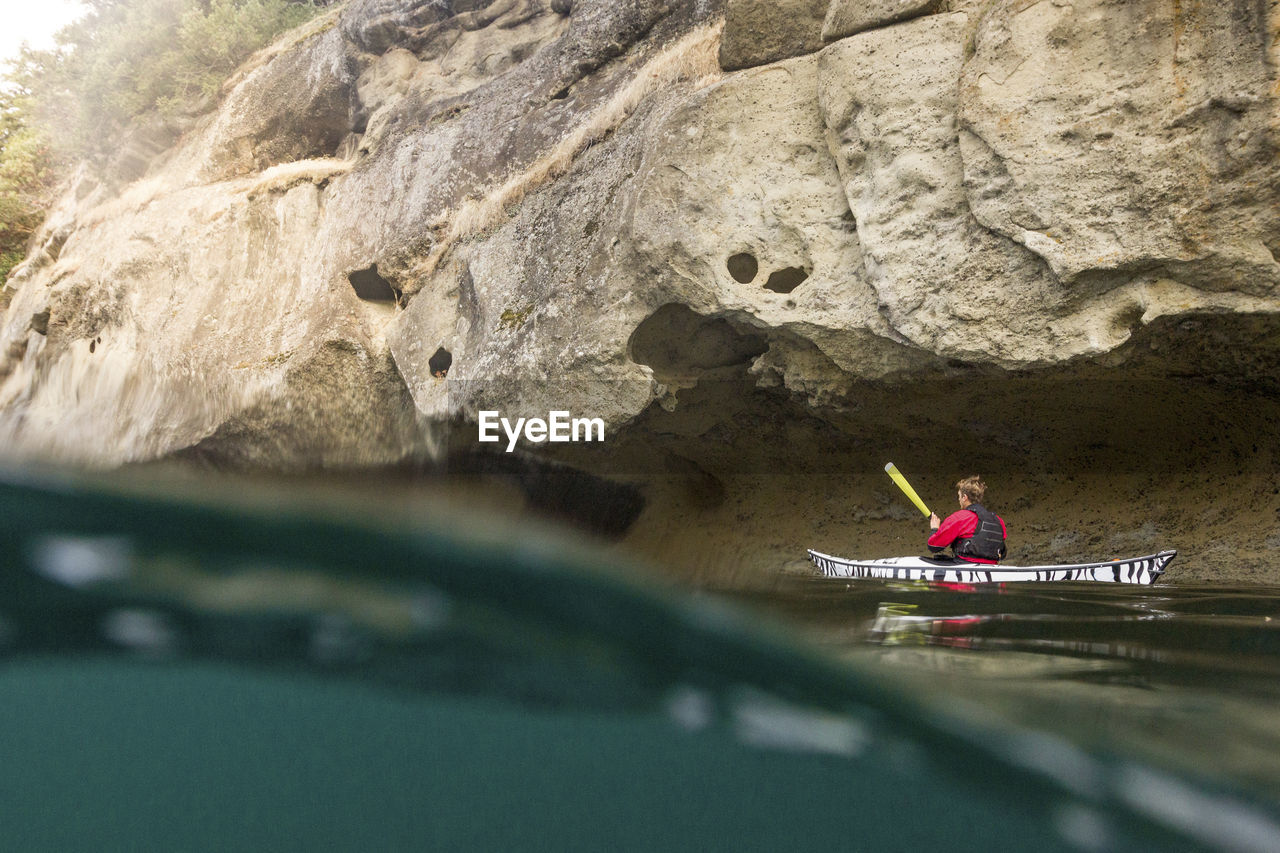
[733,576,1280,800]
[3,469,1280,851]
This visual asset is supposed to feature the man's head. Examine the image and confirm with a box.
[956,475,985,506]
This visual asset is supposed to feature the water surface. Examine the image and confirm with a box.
[3,470,1279,851]
[733,575,1280,800]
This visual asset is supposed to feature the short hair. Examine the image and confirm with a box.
[956,475,986,503]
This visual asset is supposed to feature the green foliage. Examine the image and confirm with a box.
[0,0,322,280]
[34,0,320,157]
[0,81,60,282]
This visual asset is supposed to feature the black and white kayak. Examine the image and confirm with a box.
[807,549,1176,585]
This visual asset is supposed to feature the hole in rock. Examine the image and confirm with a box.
[348,264,401,303]
[1111,302,1146,338]
[429,347,452,378]
[629,303,768,380]
[727,253,758,283]
[763,267,809,293]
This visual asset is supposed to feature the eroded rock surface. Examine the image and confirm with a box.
[819,13,1071,363]
[959,0,1280,293]
[821,0,944,42]
[719,0,829,70]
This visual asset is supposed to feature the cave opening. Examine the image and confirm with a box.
[348,264,401,304]
[429,347,452,378]
[629,303,768,382]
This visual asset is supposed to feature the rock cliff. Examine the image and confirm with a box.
[2,0,1279,583]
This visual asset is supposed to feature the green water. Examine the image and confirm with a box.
[735,577,1280,801]
[2,470,1278,851]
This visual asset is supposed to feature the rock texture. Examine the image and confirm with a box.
[820,13,1068,363]
[718,0,830,70]
[959,0,1280,292]
[821,0,944,42]
[2,0,1279,582]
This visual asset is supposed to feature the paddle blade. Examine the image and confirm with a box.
[884,463,931,517]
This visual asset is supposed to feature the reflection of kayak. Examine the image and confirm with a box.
[807,550,1176,585]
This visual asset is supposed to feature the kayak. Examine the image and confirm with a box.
[807,549,1176,585]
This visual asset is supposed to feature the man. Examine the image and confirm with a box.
[927,475,1007,564]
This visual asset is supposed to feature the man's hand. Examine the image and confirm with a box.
[929,512,940,530]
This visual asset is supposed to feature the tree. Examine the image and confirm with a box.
[0,0,321,281]
[0,52,62,282]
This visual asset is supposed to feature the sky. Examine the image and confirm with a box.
[0,0,87,65]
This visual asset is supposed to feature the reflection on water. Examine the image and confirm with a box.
[3,470,1280,850]
[736,575,1280,801]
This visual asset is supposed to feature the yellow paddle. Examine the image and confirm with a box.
[884,462,931,517]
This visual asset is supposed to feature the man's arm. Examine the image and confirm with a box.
[928,511,974,551]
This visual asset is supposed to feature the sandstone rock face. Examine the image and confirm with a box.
[821,0,943,42]
[1,0,1279,581]
[619,53,928,383]
[959,0,1280,294]
[819,13,1071,364]
[0,0,719,468]
[719,0,829,70]
[201,22,359,181]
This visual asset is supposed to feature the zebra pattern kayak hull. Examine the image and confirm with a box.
[807,549,1176,585]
